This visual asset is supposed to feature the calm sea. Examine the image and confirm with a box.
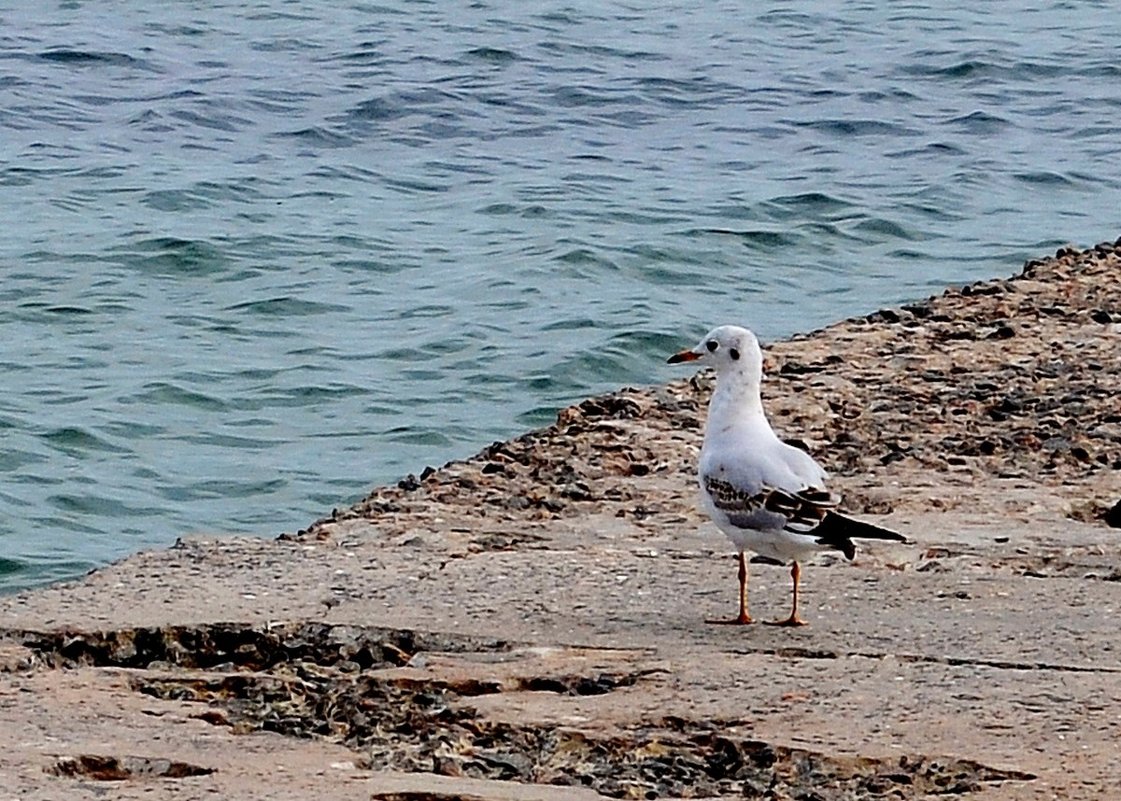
[2,2,1119,591]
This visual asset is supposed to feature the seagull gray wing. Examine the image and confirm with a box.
[697,415,840,540]
[703,475,841,533]
[775,439,829,489]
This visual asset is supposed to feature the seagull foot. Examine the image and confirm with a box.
[706,613,754,625]
[764,616,807,628]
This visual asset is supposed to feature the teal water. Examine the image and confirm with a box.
[2,2,1120,590]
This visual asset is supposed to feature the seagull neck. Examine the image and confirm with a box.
[708,368,768,427]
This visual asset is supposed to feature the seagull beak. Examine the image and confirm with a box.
[667,349,701,364]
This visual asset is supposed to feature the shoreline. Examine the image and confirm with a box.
[308,237,1120,536]
[1,240,1119,799]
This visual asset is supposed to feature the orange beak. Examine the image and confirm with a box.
[667,349,701,364]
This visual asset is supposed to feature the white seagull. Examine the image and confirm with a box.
[668,325,906,626]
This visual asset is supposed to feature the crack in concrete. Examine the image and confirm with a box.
[745,645,1120,674]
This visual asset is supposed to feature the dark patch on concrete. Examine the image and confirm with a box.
[48,754,214,781]
[16,622,511,671]
[12,621,1038,798]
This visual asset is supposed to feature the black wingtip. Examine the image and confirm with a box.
[814,536,856,560]
[813,511,906,558]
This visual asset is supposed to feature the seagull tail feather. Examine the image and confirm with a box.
[813,512,908,560]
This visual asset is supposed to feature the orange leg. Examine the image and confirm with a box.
[707,552,753,625]
[766,561,807,627]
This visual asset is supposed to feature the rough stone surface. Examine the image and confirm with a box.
[1,242,1119,799]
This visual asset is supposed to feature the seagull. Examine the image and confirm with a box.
[668,324,906,626]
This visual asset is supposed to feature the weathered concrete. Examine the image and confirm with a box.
[1,242,1119,799]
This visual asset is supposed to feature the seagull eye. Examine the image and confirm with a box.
[729,347,740,361]
[706,340,718,352]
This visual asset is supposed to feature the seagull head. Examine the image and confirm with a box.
[667,325,764,379]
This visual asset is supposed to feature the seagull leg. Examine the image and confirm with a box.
[707,551,753,625]
[766,561,807,627]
